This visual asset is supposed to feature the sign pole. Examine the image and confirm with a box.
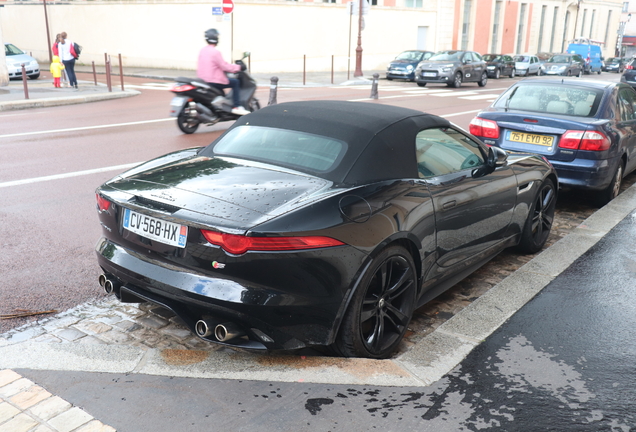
[354,0,363,77]
[348,4,352,80]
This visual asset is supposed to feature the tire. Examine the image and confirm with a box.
[495,69,500,79]
[537,68,542,76]
[28,73,40,80]
[567,70,572,77]
[386,77,393,81]
[334,246,417,359]
[451,72,462,88]
[577,69,583,78]
[524,69,529,77]
[596,161,624,207]
[478,72,488,87]
[598,69,602,75]
[417,82,427,87]
[176,106,199,134]
[249,98,261,112]
[510,68,516,78]
[517,179,556,254]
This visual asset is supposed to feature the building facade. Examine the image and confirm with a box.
[0,0,624,73]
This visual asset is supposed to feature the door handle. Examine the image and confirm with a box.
[442,200,456,210]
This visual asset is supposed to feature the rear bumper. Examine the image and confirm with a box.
[549,158,615,190]
[95,237,364,351]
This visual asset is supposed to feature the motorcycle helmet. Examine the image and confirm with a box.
[205,29,220,44]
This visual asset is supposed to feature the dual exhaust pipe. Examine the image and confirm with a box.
[195,319,245,342]
[98,274,121,295]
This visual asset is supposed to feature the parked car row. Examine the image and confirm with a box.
[387,49,600,88]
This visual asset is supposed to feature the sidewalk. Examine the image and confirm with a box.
[0,65,385,112]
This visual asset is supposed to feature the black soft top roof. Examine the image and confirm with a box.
[207,101,450,185]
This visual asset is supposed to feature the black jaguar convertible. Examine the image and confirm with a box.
[95,101,557,358]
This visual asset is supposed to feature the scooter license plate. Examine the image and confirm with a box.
[170,97,187,107]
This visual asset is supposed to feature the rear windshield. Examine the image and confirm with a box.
[483,55,501,61]
[204,125,347,173]
[494,84,603,117]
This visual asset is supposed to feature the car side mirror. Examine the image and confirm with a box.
[474,146,508,177]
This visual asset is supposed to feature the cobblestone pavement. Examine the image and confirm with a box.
[3,175,633,358]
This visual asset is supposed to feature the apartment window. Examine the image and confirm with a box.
[562,10,570,52]
[581,9,587,37]
[589,10,596,39]
[405,0,423,7]
[491,0,503,53]
[623,2,629,13]
[550,7,559,52]
[605,10,613,46]
[461,0,472,49]
[538,5,547,52]
[516,3,527,53]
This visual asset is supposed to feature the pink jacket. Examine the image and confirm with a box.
[197,45,240,85]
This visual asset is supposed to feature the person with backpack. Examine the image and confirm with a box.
[58,32,79,89]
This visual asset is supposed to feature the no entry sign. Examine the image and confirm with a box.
[222,0,234,14]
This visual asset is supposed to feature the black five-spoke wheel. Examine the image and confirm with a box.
[335,246,416,359]
[517,179,556,254]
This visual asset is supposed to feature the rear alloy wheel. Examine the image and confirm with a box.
[510,68,516,78]
[334,246,417,359]
[451,72,462,88]
[177,106,200,134]
[517,179,556,254]
[596,161,624,207]
[478,72,488,87]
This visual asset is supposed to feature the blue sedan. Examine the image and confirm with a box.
[469,78,636,205]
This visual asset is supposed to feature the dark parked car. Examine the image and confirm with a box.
[603,57,626,73]
[470,78,636,205]
[414,50,488,88]
[95,101,557,359]
[540,53,584,77]
[483,54,516,79]
[386,50,434,81]
[620,58,636,88]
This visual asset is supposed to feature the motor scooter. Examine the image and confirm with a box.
[169,52,260,134]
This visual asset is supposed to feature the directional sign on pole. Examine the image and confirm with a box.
[222,0,234,14]
[348,0,369,16]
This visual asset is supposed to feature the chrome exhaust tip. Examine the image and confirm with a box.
[195,319,215,338]
[103,279,114,294]
[214,322,245,342]
[98,274,108,288]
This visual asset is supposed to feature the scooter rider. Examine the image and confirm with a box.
[197,28,249,116]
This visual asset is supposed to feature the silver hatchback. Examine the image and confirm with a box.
[414,50,488,88]
[4,43,40,80]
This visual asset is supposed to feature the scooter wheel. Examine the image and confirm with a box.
[177,108,200,134]
[249,98,261,112]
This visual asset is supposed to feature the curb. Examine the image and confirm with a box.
[0,89,141,112]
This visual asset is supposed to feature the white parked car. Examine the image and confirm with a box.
[4,43,40,80]
[513,54,541,76]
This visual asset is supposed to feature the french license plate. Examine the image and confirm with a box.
[122,208,188,248]
[423,72,437,77]
[170,97,187,107]
[509,131,554,147]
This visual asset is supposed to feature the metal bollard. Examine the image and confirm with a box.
[370,73,379,99]
[92,61,97,85]
[21,64,29,99]
[118,53,124,91]
[268,76,279,106]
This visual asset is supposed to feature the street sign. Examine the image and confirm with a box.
[222,0,234,14]
[212,6,222,15]
[347,0,369,16]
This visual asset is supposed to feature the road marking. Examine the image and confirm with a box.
[432,91,478,97]
[125,84,173,91]
[441,109,481,118]
[0,118,174,139]
[0,163,142,189]
[460,94,502,100]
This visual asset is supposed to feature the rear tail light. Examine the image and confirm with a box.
[96,194,111,212]
[201,230,345,255]
[558,130,610,151]
[626,64,634,70]
[171,84,196,92]
[469,117,500,139]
